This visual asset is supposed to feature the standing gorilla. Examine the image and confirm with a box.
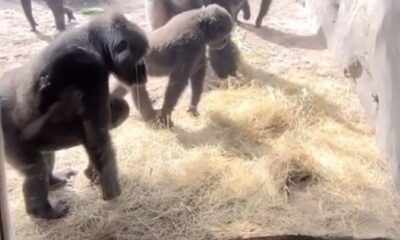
[20,0,75,31]
[113,5,233,128]
[0,12,148,219]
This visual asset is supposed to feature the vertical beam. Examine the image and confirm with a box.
[0,100,12,240]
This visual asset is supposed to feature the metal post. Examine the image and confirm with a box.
[0,100,13,240]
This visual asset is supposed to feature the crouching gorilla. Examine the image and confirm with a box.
[0,12,148,219]
[112,4,233,128]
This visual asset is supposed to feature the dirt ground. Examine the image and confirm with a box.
[1,0,400,240]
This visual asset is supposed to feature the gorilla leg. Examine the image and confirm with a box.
[80,83,120,200]
[64,6,75,22]
[44,0,66,31]
[20,150,68,219]
[20,0,38,31]
[2,109,66,219]
[43,152,77,190]
[256,0,272,28]
[241,1,251,21]
[188,58,206,117]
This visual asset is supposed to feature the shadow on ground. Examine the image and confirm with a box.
[241,23,327,51]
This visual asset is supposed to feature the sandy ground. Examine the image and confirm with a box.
[1,0,400,240]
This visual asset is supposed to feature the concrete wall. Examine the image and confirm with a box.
[307,0,400,191]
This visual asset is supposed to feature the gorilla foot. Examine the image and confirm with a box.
[31,24,38,32]
[67,13,76,22]
[153,110,174,129]
[28,201,69,219]
[84,166,100,184]
[187,106,199,117]
[255,20,263,28]
[102,179,121,200]
[243,13,251,21]
[49,168,78,190]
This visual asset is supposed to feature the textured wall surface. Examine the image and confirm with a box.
[307,0,400,191]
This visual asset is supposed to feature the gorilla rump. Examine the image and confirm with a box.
[145,0,249,30]
[206,0,273,28]
[145,0,204,30]
[0,12,148,219]
[113,4,234,128]
[20,0,75,31]
[145,0,243,79]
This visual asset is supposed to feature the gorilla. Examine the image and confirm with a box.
[0,12,148,219]
[112,4,233,128]
[145,0,244,79]
[20,0,75,31]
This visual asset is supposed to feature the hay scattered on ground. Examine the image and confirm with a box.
[3,0,400,240]
[8,72,400,240]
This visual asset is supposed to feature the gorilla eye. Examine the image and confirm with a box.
[114,40,128,54]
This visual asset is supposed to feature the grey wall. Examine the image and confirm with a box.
[307,0,400,191]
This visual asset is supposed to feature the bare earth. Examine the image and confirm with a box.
[1,0,399,240]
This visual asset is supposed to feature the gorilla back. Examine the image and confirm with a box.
[0,12,148,219]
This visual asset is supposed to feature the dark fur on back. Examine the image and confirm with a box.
[111,4,234,128]
[146,4,233,76]
[0,12,148,219]
[138,4,233,127]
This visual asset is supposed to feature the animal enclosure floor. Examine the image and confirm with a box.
[0,0,400,240]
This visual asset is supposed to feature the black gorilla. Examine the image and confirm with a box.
[112,4,233,128]
[0,12,148,219]
[145,0,246,78]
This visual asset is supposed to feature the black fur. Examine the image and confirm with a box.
[208,38,240,78]
[255,0,272,28]
[145,0,243,81]
[0,13,148,219]
[113,5,233,128]
[203,0,249,78]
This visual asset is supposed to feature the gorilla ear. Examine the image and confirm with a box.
[114,40,128,54]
